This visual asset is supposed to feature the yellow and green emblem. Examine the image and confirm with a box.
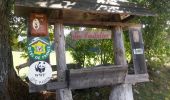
[28,37,51,60]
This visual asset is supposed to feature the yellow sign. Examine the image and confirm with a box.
[32,41,46,55]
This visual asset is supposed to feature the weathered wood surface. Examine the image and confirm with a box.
[110,84,134,100]
[29,73,149,92]
[109,26,134,100]
[129,25,147,74]
[125,74,149,84]
[69,65,128,89]
[54,23,73,100]
[112,27,127,65]
[15,0,156,16]
[57,20,141,28]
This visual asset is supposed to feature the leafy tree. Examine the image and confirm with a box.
[66,28,114,67]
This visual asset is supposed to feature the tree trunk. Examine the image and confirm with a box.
[0,1,56,100]
[0,0,13,99]
[0,1,29,100]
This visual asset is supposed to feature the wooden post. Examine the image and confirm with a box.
[54,23,73,100]
[129,25,147,74]
[109,26,134,100]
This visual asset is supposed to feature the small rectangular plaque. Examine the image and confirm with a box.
[133,48,143,54]
[30,13,48,36]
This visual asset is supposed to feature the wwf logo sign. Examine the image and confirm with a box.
[28,61,52,85]
[35,61,46,73]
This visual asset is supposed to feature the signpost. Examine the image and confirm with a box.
[28,13,52,87]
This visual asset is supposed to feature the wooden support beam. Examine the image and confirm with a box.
[47,65,127,90]
[129,25,147,74]
[125,74,149,84]
[121,15,135,22]
[54,22,73,100]
[29,83,47,93]
[109,26,134,100]
[50,20,140,28]
[30,73,149,92]
[47,82,67,90]
[69,65,128,89]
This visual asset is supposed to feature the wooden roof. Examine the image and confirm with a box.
[14,0,156,27]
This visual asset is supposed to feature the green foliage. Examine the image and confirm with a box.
[128,0,170,65]
[134,66,170,100]
[66,28,114,67]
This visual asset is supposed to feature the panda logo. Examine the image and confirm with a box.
[35,61,45,73]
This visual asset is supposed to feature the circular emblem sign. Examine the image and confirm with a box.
[28,61,52,85]
[28,37,51,60]
[32,18,40,31]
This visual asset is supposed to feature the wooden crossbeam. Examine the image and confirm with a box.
[125,74,149,84]
[29,65,149,93]
[69,65,128,89]
[49,20,141,28]
[29,73,149,92]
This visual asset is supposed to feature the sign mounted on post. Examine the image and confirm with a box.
[129,25,147,74]
[71,30,111,40]
[30,13,48,36]
[28,37,51,60]
[28,61,52,85]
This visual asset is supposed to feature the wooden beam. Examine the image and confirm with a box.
[129,25,147,74]
[49,19,141,28]
[30,73,149,92]
[29,83,47,93]
[54,23,73,100]
[109,26,134,100]
[125,74,149,84]
[47,82,67,90]
[121,15,135,22]
[46,65,127,90]
[69,65,128,89]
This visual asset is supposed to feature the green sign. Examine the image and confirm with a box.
[28,37,51,60]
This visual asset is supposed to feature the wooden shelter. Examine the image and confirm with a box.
[14,0,156,100]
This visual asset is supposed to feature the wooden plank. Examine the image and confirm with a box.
[69,65,127,73]
[46,65,127,90]
[15,0,156,16]
[29,83,47,93]
[125,74,149,84]
[109,26,134,100]
[69,65,128,89]
[54,23,73,100]
[55,20,141,28]
[129,25,147,74]
[47,82,67,90]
